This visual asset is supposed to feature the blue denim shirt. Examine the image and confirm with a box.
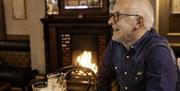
[97,29,177,91]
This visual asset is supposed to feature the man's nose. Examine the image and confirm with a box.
[108,17,114,25]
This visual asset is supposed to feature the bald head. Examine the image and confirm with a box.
[112,0,154,30]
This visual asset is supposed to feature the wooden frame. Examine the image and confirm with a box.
[12,0,26,19]
[58,0,108,15]
[172,0,180,14]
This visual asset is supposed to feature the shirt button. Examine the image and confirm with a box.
[115,67,118,70]
[125,86,128,90]
[126,56,130,59]
[124,72,127,75]
[130,46,134,49]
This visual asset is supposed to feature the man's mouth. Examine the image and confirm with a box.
[113,29,119,32]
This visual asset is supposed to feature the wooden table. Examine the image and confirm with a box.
[0,82,11,91]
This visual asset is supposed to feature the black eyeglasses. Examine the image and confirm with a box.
[109,12,139,22]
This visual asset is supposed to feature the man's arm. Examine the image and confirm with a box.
[97,40,116,91]
[146,46,177,91]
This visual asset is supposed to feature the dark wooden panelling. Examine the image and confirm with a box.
[159,0,180,57]
[170,14,180,33]
[0,0,6,40]
[6,35,29,41]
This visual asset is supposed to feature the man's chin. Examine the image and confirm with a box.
[112,36,121,42]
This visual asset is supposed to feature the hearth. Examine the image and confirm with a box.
[41,17,111,73]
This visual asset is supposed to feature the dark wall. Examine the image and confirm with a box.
[159,0,180,57]
[159,0,170,36]
[159,0,180,35]
[0,0,6,40]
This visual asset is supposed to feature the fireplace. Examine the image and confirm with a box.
[41,17,111,73]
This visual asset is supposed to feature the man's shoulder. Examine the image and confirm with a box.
[147,34,169,47]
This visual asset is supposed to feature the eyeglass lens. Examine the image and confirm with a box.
[110,12,139,22]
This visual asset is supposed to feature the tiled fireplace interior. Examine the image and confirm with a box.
[54,30,109,74]
[54,30,111,90]
[58,33,107,68]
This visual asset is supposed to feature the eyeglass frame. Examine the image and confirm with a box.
[109,12,140,23]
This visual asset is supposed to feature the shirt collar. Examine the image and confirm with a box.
[130,28,156,52]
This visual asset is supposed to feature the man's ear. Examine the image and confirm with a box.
[134,16,144,30]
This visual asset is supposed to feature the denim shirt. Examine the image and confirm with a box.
[97,29,177,91]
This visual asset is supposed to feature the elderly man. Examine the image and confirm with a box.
[96,0,177,91]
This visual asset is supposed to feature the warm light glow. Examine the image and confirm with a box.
[76,50,98,74]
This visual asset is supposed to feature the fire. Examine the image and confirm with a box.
[76,50,98,74]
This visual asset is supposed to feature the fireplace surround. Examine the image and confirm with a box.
[41,17,111,73]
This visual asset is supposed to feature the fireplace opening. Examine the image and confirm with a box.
[71,34,98,73]
[71,34,98,52]
[57,32,107,73]
[49,33,102,91]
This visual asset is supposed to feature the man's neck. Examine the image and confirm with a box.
[123,28,147,49]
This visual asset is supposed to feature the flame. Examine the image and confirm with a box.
[76,51,98,74]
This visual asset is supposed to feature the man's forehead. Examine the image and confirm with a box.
[112,0,134,13]
[111,7,127,13]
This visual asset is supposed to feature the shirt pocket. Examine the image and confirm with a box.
[133,71,144,85]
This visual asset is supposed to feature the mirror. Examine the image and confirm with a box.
[45,0,108,16]
[64,0,103,9]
